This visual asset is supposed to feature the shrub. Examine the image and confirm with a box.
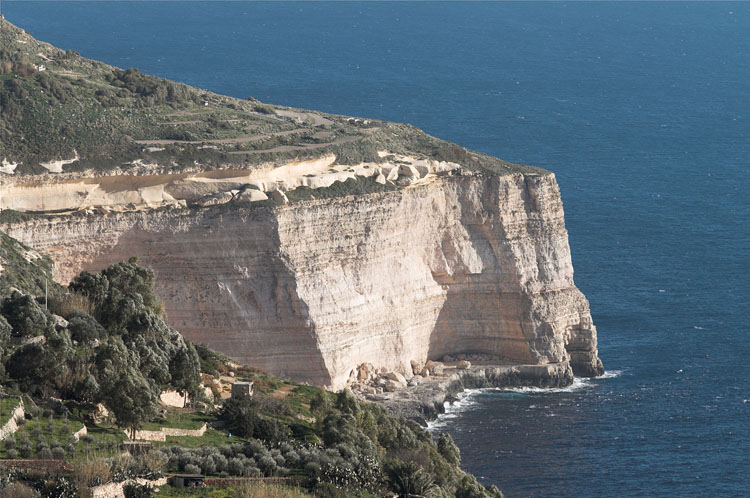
[227,457,245,476]
[486,485,504,498]
[51,447,66,460]
[311,482,350,498]
[437,433,461,465]
[0,315,11,343]
[284,175,395,202]
[123,483,153,498]
[183,464,200,475]
[456,474,491,498]
[384,459,435,497]
[18,443,32,458]
[0,291,50,337]
[6,449,18,459]
[74,458,111,488]
[0,483,39,498]
[66,310,104,343]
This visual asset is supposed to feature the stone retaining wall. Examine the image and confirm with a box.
[126,423,207,441]
[91,477,167,498]
[0,459,72,473]
[0,398,25,441]
[161,423,207,437]
[72,424,88,441]
[204,476,307,486]
[127,429,165,442]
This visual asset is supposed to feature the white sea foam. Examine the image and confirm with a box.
[491,376,594,395]
[428,371,623,430]
[427,389,482,431]
[598,369,623,380]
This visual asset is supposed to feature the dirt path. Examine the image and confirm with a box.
[275,109,333,127]
[135,127,311,146]
[270,385,296,399]
[228,136,359,155]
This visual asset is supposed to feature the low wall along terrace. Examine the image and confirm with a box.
[91,477,168,498]
[126,423,207,442]
[0,397,25,441]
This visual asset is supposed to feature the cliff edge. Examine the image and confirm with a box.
[0,19,603,389]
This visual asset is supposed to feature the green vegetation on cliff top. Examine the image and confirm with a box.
[0,18,539,178]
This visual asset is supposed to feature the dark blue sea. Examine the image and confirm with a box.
[5,2,749,496]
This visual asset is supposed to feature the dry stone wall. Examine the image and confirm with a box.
[90,477,167,498]
[0,398,24,441]
[126,423,207,441]
[72,424,87,441]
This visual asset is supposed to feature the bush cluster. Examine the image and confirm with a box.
[104,68,197,107]
[0,260,202,437]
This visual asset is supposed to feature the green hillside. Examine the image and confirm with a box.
[0,17,530,178]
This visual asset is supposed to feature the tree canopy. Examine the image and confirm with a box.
[0,259,202,435]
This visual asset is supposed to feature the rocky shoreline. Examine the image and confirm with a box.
[361,360,577,425]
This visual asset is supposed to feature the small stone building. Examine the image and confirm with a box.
[231,381,254,399]
[167,474,205,488]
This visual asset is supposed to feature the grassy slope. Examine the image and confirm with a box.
[0,17,539,178]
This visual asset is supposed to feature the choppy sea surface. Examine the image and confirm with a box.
[5,2,749,496]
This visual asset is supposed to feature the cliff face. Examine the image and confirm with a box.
[3,170,603,389]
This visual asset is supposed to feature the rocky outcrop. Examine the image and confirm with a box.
[377,361,575,423]
[3,169,603,389]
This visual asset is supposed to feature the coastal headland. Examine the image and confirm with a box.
[0,17,603,394]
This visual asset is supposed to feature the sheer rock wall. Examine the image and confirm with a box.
[3,171,603,389]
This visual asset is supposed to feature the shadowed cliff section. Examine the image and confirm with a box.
[428,175,535,364]
[426,174,603,376]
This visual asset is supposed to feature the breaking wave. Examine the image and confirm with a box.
[428,370,624,430]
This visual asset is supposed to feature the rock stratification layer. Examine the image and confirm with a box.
[3,170,603,389]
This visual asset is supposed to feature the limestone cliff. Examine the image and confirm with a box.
[3,170,603,389]
[0,19,603,389]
